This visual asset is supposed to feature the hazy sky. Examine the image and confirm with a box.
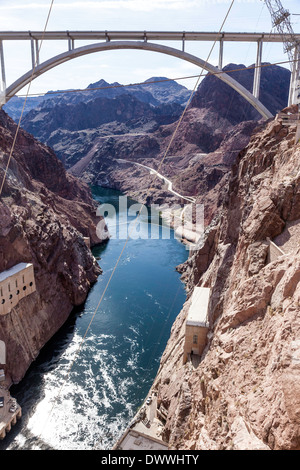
[0,0,299,95]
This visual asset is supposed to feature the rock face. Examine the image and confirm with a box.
[14,65,290,189]
[63,64,289,227]
[0,110,106,384]
[191,63,290,123]
[3,77,191,122]
[21,94,184,153]
[139,77,192,106]
[13,76,190,168]
[150,107,300,450]
[4,67,288,236]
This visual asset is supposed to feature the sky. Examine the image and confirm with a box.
[0,0,300,96]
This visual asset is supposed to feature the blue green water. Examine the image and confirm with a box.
[1,187,187,450]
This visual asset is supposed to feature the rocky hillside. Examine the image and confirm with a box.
[4,76,190,126]
[3,75,190,129]
[191,62,290,123]
[149,105,300,450]
[138,77,192,106]
[21,94,184,154]
[78,63,289,226]
[5,65,287,232]
[0,109,107,384]
[12,65,289,182]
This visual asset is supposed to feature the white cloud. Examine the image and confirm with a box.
[0,2,49,10]
[0,1,185,11]
[0,0,247,13]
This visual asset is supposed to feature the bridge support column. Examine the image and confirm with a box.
[0,340,5,365]
[218,37,224,70]
[288,45,300,106]
[67,31,75,51]
[253,39,263,99]
[0,40,6,106]
[30,37,36,69]
[29,36,40,68]
[68,38,74,51]
[35,39,40,66]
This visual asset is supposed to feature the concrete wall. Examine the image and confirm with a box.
[183,286,210,364]
[0,263,36,316]
[0,340,5,364]
[267,239,285,264]
[295,124,300,144]
[183,324,208,364]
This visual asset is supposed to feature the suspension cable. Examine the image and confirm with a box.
[0,0,55,197]
[35,0,237,450]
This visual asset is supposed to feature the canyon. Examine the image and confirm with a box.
[10,63,290,227]
[1,59,299,450]
[151,108,300,450]
[0,109,107,385]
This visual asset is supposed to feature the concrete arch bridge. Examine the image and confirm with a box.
[0,30,299,119]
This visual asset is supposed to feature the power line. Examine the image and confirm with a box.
[0,0,55,198]
[11,57,298,100]
[93,0,236,450]
[222,1,268,124]
[151,0,236,199]
[0,0,55,444]
[35,0,237,450]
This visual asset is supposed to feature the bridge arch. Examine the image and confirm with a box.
[4,41,273,119]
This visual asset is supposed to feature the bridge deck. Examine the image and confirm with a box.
[0,31,297,43]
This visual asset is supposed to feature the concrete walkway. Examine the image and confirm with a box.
[112,391,167,450]
[0,387,21,440]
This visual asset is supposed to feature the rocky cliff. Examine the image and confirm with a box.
[191,62,290,123]
[0,109,107,385]
[150,106,300,450]
[3,77,190,122]
[4,66,288,236]
[13,65,289,197]
[63,63,290,227]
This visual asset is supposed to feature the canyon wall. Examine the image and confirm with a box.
[61,64,290,228]
[151,108,300,450]
[0,110,107,384]
[12,66,289,203]
[2,65,298,448]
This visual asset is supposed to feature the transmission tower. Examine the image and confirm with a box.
[263,0,300,105]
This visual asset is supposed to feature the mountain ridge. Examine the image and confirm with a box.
[4,76,191,122]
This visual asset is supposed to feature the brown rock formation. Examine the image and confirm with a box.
[16,66,290,215]
[0,110,106,384]
[151,109,300,450]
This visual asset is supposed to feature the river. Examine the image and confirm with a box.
[0,187,188,450]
